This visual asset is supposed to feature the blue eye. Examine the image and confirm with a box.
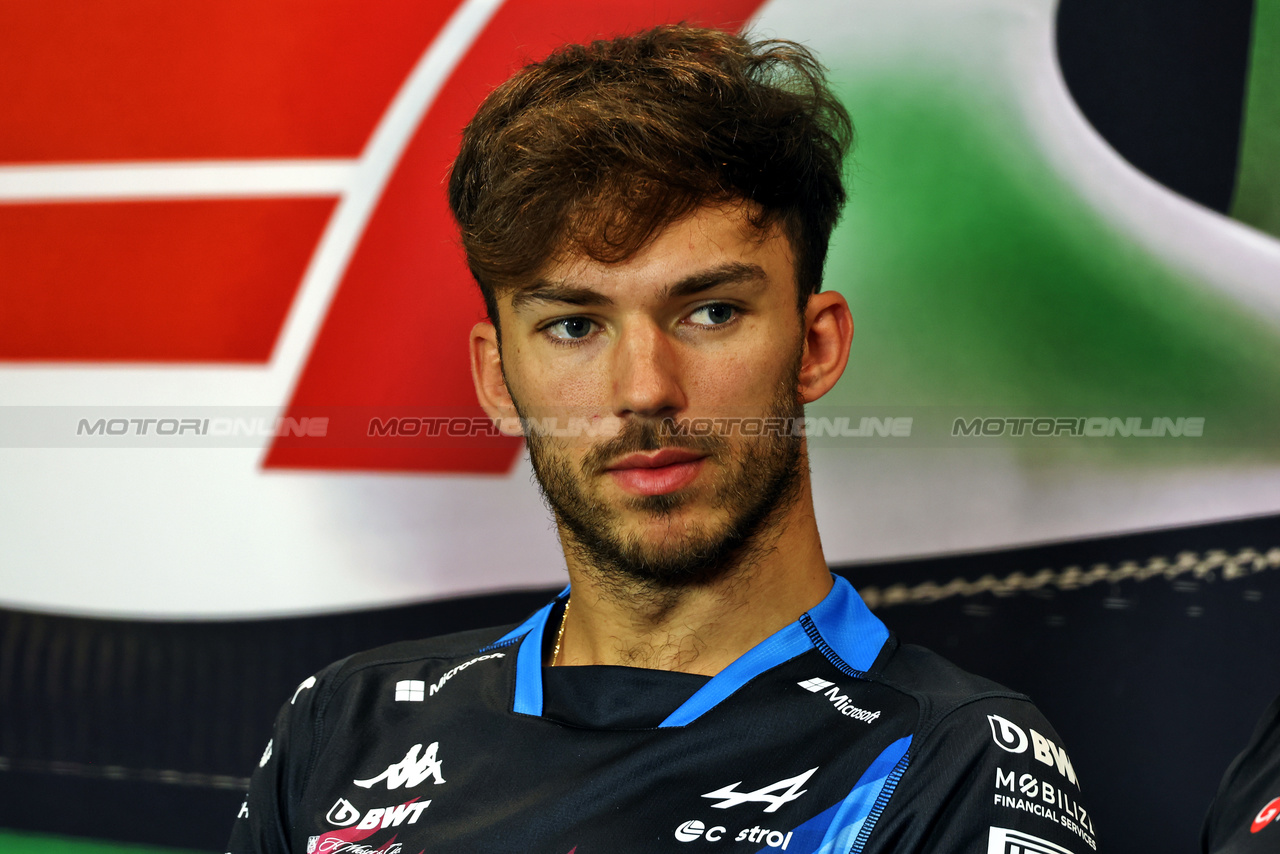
[547,317,594,340]
[689,303,736,326]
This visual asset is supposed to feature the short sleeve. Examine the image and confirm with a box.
[863,696,1099,854]
[226,668,332,853]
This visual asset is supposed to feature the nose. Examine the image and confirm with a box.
[611,318,686,419]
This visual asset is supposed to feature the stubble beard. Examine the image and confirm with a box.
[517,361,807,599]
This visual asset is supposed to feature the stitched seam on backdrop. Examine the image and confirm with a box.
[857,546,1280,609]
[0,756,249,790]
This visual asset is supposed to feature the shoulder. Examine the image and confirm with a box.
[872,639,1030,730]
[859,642,1097,853]
[282,623,520,723]
[874,640,1078,784]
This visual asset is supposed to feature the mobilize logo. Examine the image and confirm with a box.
[354,742,445,790]
[994,768,1095,850]
[326,797,430,830]
[674,819,794,849]
[1253,796,1280,834]
[702,767,817,813]
[797,678,881,723]
[987,714,1078,788]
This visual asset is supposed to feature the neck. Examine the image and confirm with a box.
[553,473,833,676]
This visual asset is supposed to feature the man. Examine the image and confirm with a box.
[229,25,1097,853]
[1202,693,1280,853]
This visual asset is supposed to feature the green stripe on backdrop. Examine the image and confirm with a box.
[822,74,1280,458]
[0,831,206,854]
[1233,0,1280,237]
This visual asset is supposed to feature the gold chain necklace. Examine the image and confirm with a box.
[551,599,570,666]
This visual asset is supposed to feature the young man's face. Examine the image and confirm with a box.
[474,204,819,588]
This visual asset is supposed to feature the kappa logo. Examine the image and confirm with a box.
[986,826,1075,854]
[354,743,445,790]
[702,767,817,813]
[325,797,430,830]
[986,714,1078,788]
[1252,796,1280,834]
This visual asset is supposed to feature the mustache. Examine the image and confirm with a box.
[580,417,727,475]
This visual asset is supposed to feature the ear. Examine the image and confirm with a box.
[797,290,853,404]
[469,321,524,436]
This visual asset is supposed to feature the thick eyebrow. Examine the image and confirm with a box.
[509,283,612,313]
[509,262,767,313]
[662,262,767,300]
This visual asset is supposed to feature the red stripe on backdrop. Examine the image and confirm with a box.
[0,1,463,161]
[0,200,335,362]
[265,0,766,474]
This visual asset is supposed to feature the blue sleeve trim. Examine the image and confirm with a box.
[659,621,813,727]
[849,742,912,853]
[812,736,912,854]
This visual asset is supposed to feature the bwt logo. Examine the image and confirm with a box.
[325,797,430,830]
[987,714,1078,788]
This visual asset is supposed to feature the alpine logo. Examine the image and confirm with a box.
[797,678,833,692]
[326,797,430,830]
[258,738,273,768]
[1253,796,1280,834]
[353,742,445,790]
[986,714,1078,787]
[798,678,880,723]
[986,826,1075,854]
[702,767,817,813]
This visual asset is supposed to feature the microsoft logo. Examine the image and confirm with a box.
[395,679,425,702]
[797,677,835,693]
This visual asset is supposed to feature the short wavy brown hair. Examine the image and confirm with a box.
[447,24,853,325]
